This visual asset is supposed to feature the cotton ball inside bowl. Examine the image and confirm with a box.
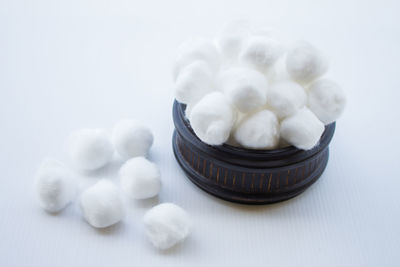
[189,91,236,146]
[68,129,113,171]
[174,61,215,105]
[173,38,220,81]
[119,157,161,199]
[143,203,190,250]
[220,67,268,113]
[286,41,328,84]
[35,158,77,213]
[239,36,285,73]
[233,109,280,149]
[307,79,346,125]
[280,107,325,150]
[111,120,154,159]
[267,81,307,119]
[216,20,252,62]
[79,179,124,228]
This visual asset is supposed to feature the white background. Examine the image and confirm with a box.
[1,0,399,266]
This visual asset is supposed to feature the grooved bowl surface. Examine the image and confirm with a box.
[172,101,336,204]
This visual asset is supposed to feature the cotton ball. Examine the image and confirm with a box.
[239,36,285,73]
[233,110,280,149]
[280,107,325,150]
[267,81,307,119]
[189,91,236,145]
[35,158,77,212]
[286,41,328,84]
[111,120,153,159]
[143,203,190,250]
[174,61,215,105]
[307,79,346,125]
[173,38,220,80]
[79,179,124,228]
[216,20,252,62]
[119,157,161,199]
[184,104,193,119]
[220,67,268,113]
[69,129,113,171]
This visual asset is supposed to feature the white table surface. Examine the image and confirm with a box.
[1,0,400,266]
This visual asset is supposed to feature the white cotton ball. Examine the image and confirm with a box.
[68,129,113,171]
[216,20,252,62]
[189,91,236,145]
[173,38,220,80]
[143,203,190,250]
[233,110,280,149]
[239,36,285,73]
[267,81,307,119]
[35,158,77,212]
[280,107,325,150]
[79,179,124,228]
[219,67,268,113]
[307,79,346,125]
[174,61,215,105]
[119,157,161,199]
[184,104,193,119]
[286,41,329,84]
[111,120,153,159]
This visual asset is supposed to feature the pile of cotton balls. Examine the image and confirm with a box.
[35,120,190,250]
[174,21,346,150]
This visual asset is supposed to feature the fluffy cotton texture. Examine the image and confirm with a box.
[69,129,113,171]
[267,81,307,119]
[280,107,325,150]
[143,203,190,250]
[189,92,236,145]
[220,67,268,113]
[35,158,77,212]
[119,157,161,199]
[173,38,220,80]
[111,120,154,159]
[286,41,328,84]
[216,20,251,62]
[233,110,280,149]
[79,179,124,228]
[307,79,346,125]
[239,36,284,73]
[174,61,215,105]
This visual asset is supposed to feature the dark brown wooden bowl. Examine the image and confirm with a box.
[172,100,336,205]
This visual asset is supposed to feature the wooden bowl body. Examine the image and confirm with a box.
[172,101,336,205]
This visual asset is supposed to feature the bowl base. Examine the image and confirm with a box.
[173,130,329,205]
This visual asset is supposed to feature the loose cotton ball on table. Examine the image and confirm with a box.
[79,179,124,228]
[307,79,347,125]
[143,203,190,250]
[68,129,113,171]
[35,158,77,213]
[189,91,236,146]
[119,157,161,199]
[112,119,154,159]
[280,107,325,150]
